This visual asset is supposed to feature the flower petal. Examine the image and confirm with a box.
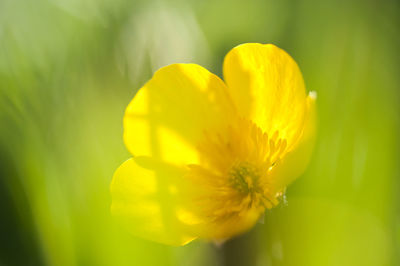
[124,64,236,165]
[110,157,198,246]
[269,92,317,192]
[223,43,307,147]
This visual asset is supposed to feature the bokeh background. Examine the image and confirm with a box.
[0,0,399,265]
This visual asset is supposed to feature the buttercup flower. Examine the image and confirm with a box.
[111,43,316,245]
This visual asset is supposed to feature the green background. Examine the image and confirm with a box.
[0,0,399,265]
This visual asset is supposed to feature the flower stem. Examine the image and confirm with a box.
[218,229,259,266]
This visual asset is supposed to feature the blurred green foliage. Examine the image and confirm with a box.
[0,0,399,265]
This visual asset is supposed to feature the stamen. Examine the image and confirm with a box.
[189,118,288,222]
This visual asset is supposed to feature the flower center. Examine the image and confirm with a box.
[184,117,293,232]
[188,117,288,213]
[229,162,260,194]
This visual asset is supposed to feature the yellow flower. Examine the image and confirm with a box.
[111,43,316,245]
